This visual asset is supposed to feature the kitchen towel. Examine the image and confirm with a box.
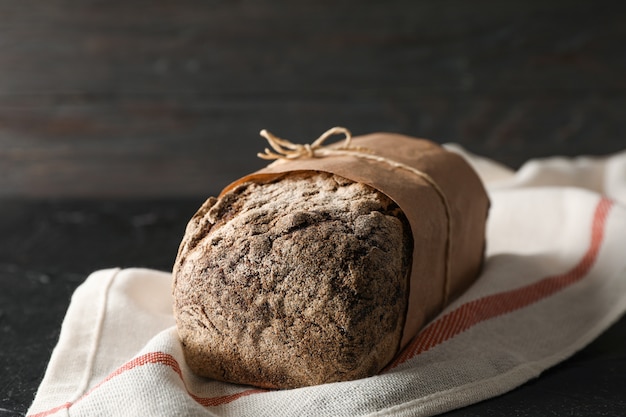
[27,147,626,417]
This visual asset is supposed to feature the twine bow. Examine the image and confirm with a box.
[258,127,369,160]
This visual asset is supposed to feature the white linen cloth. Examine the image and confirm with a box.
[27,148,626,417]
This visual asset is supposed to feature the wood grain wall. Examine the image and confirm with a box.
[1,0,624,197]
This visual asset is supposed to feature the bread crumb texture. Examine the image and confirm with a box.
[173,172,411,388]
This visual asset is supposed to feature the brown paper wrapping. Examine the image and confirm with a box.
[220,132,489,349]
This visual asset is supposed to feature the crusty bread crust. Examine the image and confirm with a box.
[173,172,412,388]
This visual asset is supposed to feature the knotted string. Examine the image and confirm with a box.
[258,127,454,305]
[258,127,371,160]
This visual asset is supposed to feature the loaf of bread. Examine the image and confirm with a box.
[173,172,412,388]
[173,131,489,389]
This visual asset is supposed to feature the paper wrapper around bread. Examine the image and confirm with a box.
[219,132,490,351]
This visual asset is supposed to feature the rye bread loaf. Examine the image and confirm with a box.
[173,171,413,389]
[173,131,490,389]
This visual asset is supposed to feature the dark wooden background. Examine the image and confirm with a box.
[2,1,626,416]
[1,0,624,197]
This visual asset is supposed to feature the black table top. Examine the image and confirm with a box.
[1,199,625,416]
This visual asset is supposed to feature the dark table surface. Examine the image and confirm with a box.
[1,1,626,415]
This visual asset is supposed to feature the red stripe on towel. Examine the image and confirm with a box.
[28,352,266,416]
